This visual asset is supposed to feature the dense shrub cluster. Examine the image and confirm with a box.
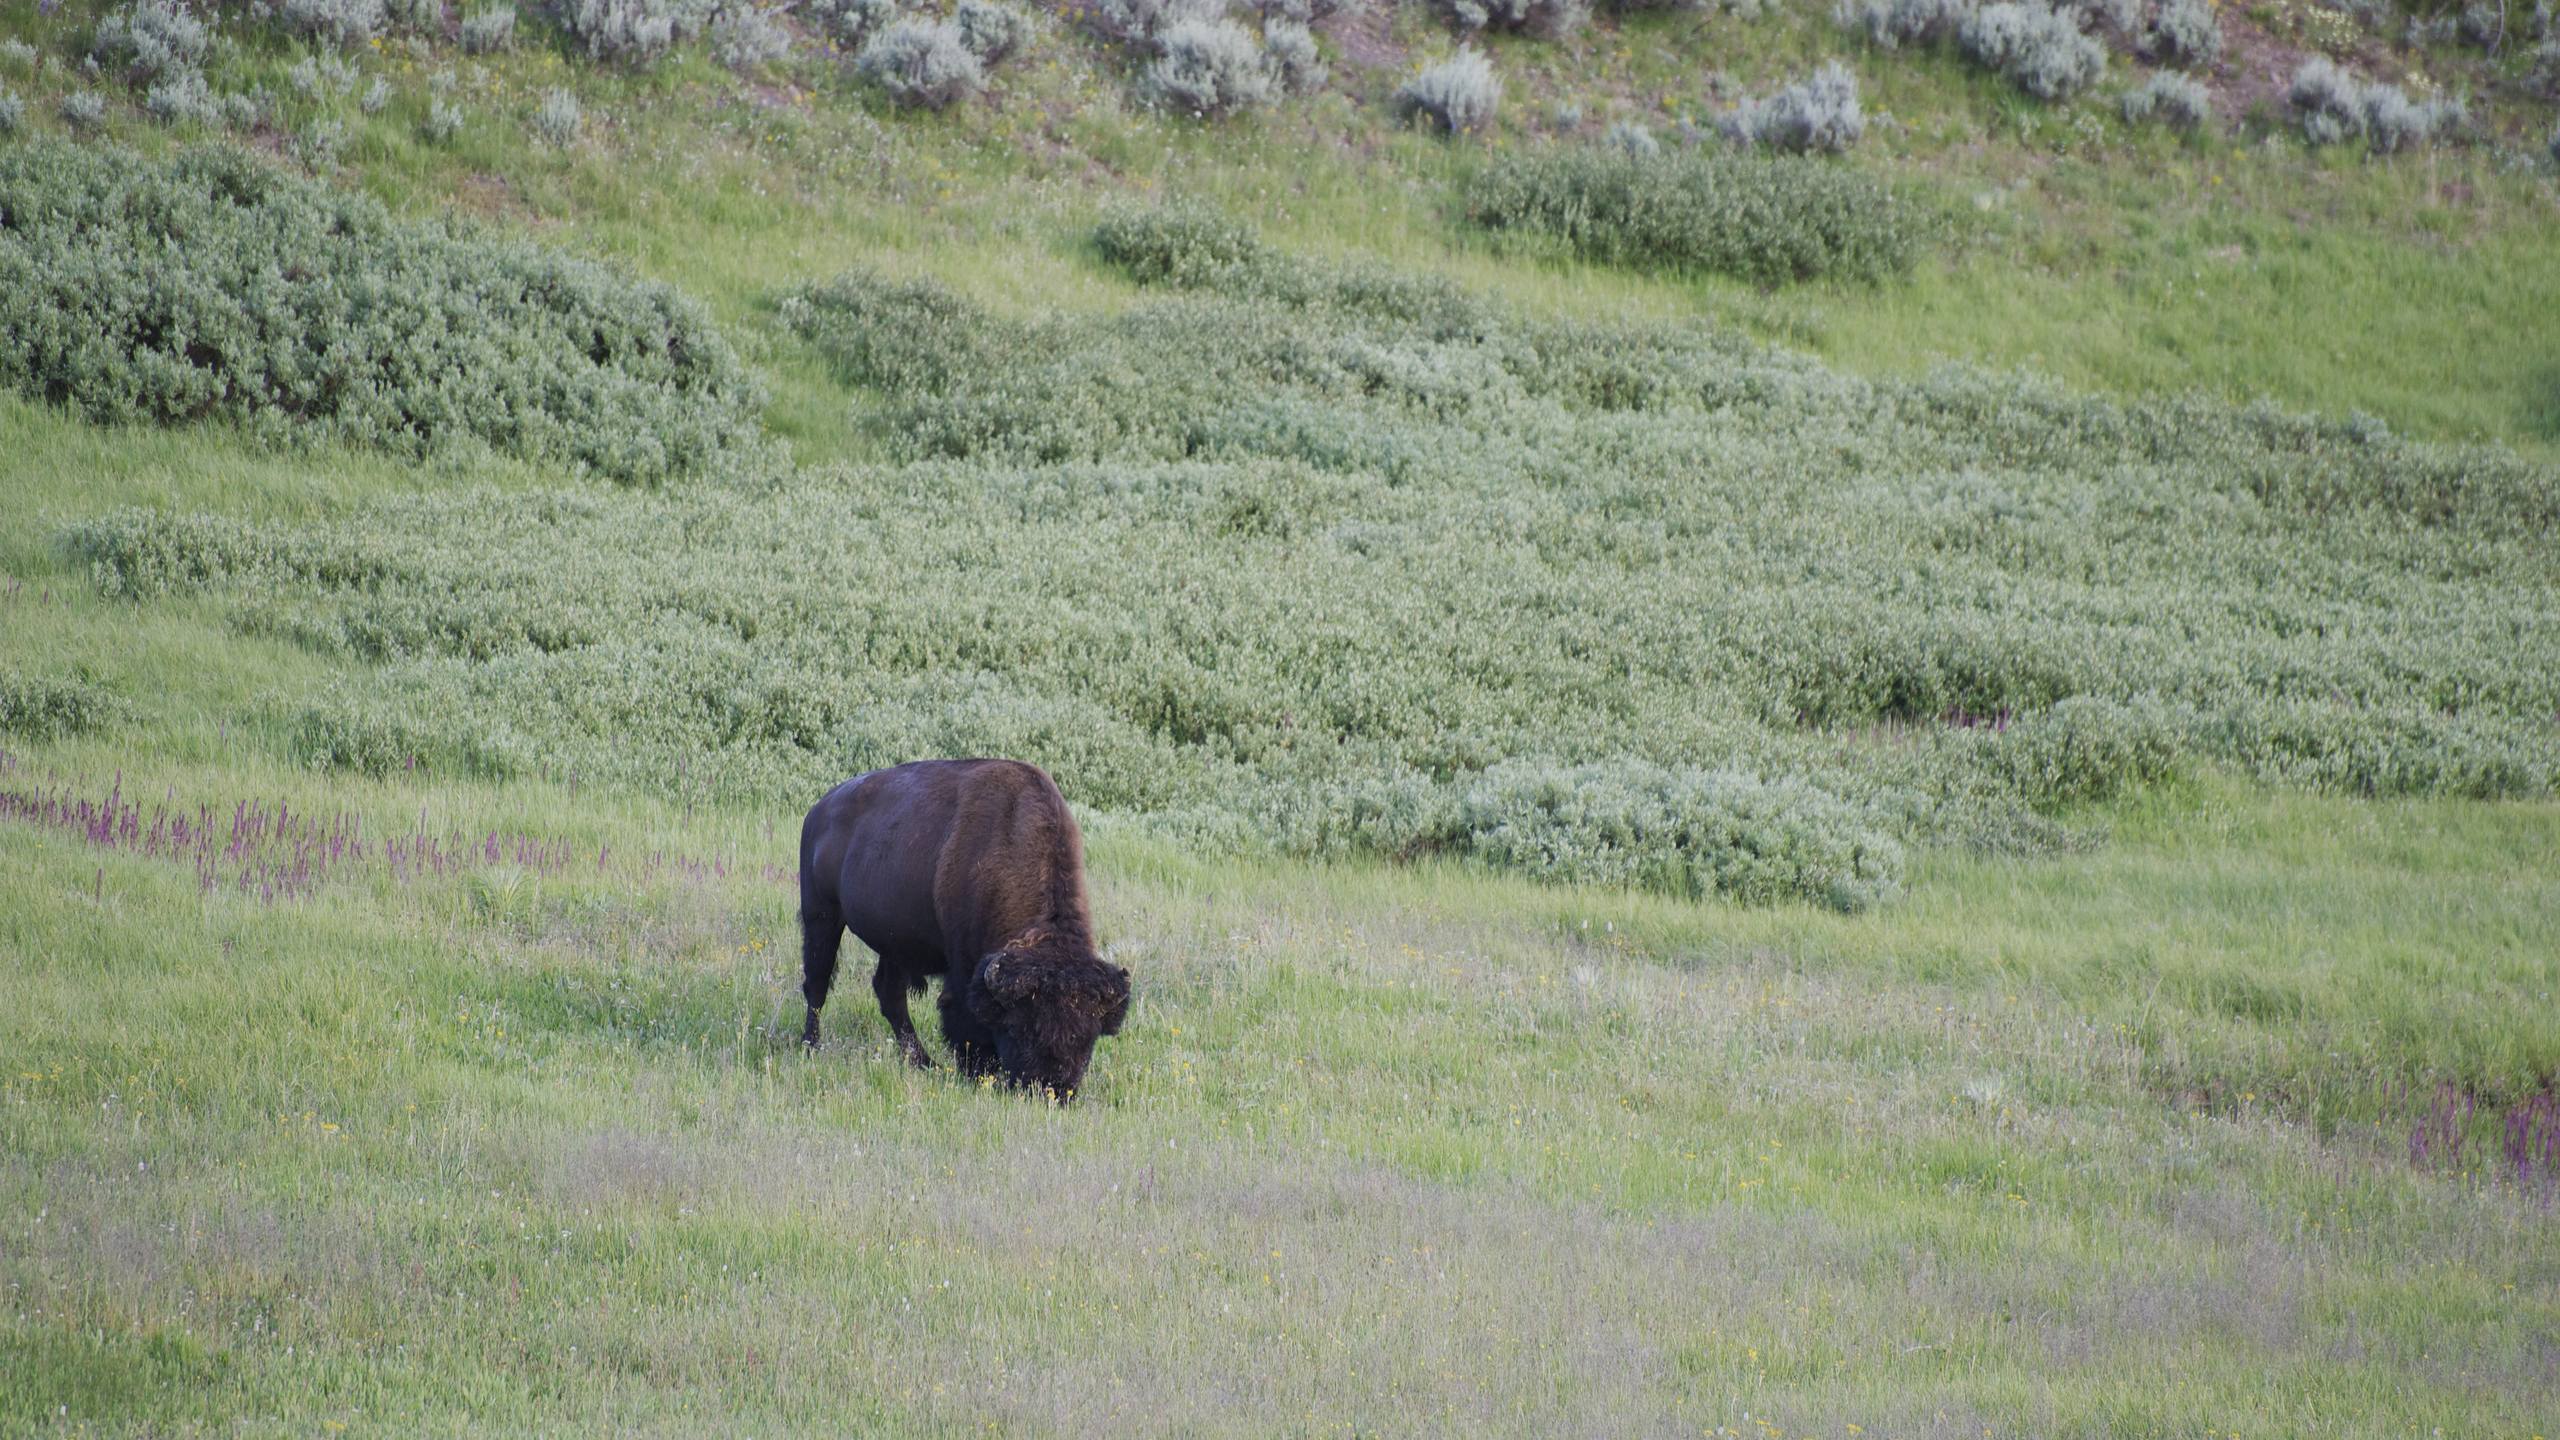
[1434,0,1591,38]
[1145,17,1280,115]
[1394,49,1502,134]
[2143,0,2221,65]
[1836,0,1974,49]
[76,208,2553,908]
[1085,0,1318,119]
[0,143,760,483]
[552,0,711,66]
[1720,62,1865,153]
[1464,146,1921,284]
[2289,58,2462,150]
[1959,3,2106,99]
[2121,69,2209,128]
[858,18,984,107]
[0,667,132,742]
[855,2,1032,107]
[461,5,519,52]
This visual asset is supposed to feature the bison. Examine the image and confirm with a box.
[799,759,1131,1100]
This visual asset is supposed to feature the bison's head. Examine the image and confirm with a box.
[967,947,1131,1101]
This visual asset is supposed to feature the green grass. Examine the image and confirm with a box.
[7,1,2560,1432]
[2,748,2555,1434]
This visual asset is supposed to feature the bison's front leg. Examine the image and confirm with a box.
[937,990,1000,1080]
[874,962,935,1069]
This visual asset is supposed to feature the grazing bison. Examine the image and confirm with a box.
[799,759,1130,1100]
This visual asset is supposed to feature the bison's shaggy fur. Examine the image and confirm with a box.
[799,759,1130,1099]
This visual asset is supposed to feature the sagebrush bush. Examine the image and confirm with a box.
[2144,0,2221,64]
[424,96,465,141]
[1603,119,1660,156]
[460,4,518,51]
[150,70,222,126]
[90,0,210,86]
[0,667,133,742]
[1087,0,1230,43]
[858,18,986,107]
[1393,49,1501,135]
[2121,69,2209,127]
[1960,3,2105,99]
[712,2,793,67]
[1,39,39,72]
[555,0,709,65]
[533,86,583,144]
[1465,146,1920,283]
[1836,0,1973,49]
[952,0,1034,63]
[270,0,390,48]
[807,0,901,46]
[1721,61,1864,153]
[0,92,22,137]
[1145,18,1279,116]
[2289,58,2458,150]
[60,92,109,132]
[1436,0,1590,38]
[0,143,760,482]
[1262,17,1325,92]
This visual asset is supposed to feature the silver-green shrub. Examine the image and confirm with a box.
[953,0,1034,64]
[144,70,218,125]
[1261,18,1325,92]
[90,0,211,86]
[1603,119,1660,156]
[713,2,793,66]
[533,86,583,144]
[1144,18,1280,116]
[1721,61,1864,153]
[858,18,986,107]
[361,75,392,113]
[806,0,901,46]
[270,0,391,48]
[2143,0,2221,65]
[2289,58,2458,151]
[554,0,711,65]
[60,92,110,132]
[1088,0,1230,43]
[295,118,345,167]
[1437,0,1590,38]
[1,40,39,73]
[424,96,465,141]
[1959,3,2105,99]
[0,92,22,136]
[0,143,760,482]
[2120,69,2209,127]
[1393,48,1501,135]
[1836,0,1974,49]
[460,4,519,51]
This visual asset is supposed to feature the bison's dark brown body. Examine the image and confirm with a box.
[799,759,1129,1099]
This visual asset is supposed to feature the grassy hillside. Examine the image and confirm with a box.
[4,0,2560,1434]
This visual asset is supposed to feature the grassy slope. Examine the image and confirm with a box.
[4,3,2560,1435]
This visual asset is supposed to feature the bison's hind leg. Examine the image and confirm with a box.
[801,903,844,1049]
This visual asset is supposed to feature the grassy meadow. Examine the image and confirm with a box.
[5,0,2560,1434]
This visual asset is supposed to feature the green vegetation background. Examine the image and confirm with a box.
[3,0,2557,1434]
